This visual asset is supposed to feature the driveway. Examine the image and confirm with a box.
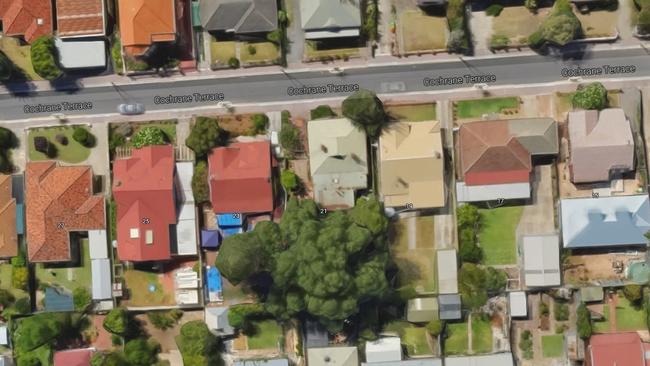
[285,0,305,65]
[516,164,556,237]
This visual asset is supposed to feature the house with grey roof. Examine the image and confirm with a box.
[307,118,368,209]
[437,249,458,294]
[300,0,361,39]
[304,320,328,349]
[568,108,635,183]
[200,0,278,35]
[438,294,461,320]
[560,195,650,248]
[365,337,402,363]
[580,286,604,303]
[406,298,438,323]
[308,347,359,366]
[522,234,561,287]
[205,306,235,337]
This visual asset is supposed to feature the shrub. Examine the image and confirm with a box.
[247,45,257,55]
[33,136,50,155]
[490,34,510,50]
[279,118,302,156]
[525,0,538,12]
[55,134,68,145]
[104,308,128,335]
[147,310,183,330]
[73,127,95,147]
[281,170,299,193]
[485,267,507,292]
[527,30,544,48]
[12,267,28,290]
[539,301,550,317]
[0,127,14,149]
[251,114,269,135]
[529,0,582,47]
[364,0,379,41]
[111,35,124,73]
[191,161,210,204]
[310,105,336,120]
[486,4,504,16]
[554,301,570,321]
[572,82,608,110]
[425,319,443,336]
[185,116,228,157]
[267,30,282,44]
[73,287,92,311]
[228,57,240,69]
[639,8,650,34]
[623,284,643,305]
[227,303,266,330]
[131,127,167,148]
[519,330,533,359]
[31,36,62,80]
[577,302,592,339]
[124,339,159,366]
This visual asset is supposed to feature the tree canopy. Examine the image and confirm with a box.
[191,161,210,204]
[30,36,63,80]
[528,0,581,47]
[103,308,129,335]
[216,197,390,331]
[572,82,608,110]
[576,302,592,339]
[342,89,388,140]
[176,321,222,366]
[0,51,12,81]
[185,117,228,157]
[124,339,159,366]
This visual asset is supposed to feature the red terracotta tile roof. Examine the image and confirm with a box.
[0,175,17,258]
[589,333,646,366]
[26,162,105,263]
[56,0,105,37]
[0,0,53,43]
[208,140,274,214]
[112,145,176,262]
[118,0,176,56]
[53,348,93,366]
[459,120,531,186]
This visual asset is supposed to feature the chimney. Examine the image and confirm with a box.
[320,144,328,153]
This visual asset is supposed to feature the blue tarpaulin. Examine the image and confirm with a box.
[201,229,221,248]
[207,267,223,293]
[222,227,243,237]
[44,287,74,312]
[217,214,243,228]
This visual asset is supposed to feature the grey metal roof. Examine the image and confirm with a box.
[205,306,235,336]
[438,294,461,320]
[560,195,650,248]
[507,118,559,156]
[406,298,438,323]
[580,286,604,302]
[445,353,514,366]
[362,360,442,366]
[200,0,278,33]
[522,234,561,287]
[300,0,361,30]
[365,337,401,363]
[304,320,328,348]
[308,347,359,366]
[91,258,112,300]
[437,249,458,294]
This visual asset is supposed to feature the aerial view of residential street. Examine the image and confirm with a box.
[1,0,650,365]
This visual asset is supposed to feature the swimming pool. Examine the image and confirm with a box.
[627,260,650,284]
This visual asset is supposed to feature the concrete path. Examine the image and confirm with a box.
[516,165,555,236]
[285,0,305,65]
[469,11,493,56]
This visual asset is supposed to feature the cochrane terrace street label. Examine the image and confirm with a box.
[560,64,636,77]
[154,92,225,105]
[287,83,360,96]
[24,101,93,114]
[423,74,497,87]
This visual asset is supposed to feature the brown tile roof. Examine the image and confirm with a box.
[118,0,176,56]
[459,120,531,176]
[25,162,105,263]
[0,0,53,43]
[0,175,17,258]
[56,0,105,37]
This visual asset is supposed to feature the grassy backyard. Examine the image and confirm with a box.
[123,269,175,307]
[247,320,282,350]
[28,126,92,163]
[454,97,520,119]
[403,327,432,356]
[0,36,40,80]
[36,239,92,292]
[592,304,610,333]
[210,39,236,66]
[478,206,523,265]
[399,11,447,52]
[616,296,646,331]
[386,104,437,122]
[391,216,437,294]
[0,263,28,299]
[240,42,279,63]
[444,322,469,355]
[471,317,493,354]
[542,335,564,358]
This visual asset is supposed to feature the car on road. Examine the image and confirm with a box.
[118,103,145,115]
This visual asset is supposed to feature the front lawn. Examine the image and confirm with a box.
[130,121,176,145]
[491,7,543,46]
[0,36,41,80]
[616,296,646,331]
[304,41,360,60]
[386,104,437,122]
[542,335,564,358]
[35,238,92,292]
[123,269,175,307]
[28,126,92,163]
[247,320,282,350]
[240,42,279,63]
[471,317,492,354]
[399,11,447,52]
[454,97,520,119]
[210,39,237,66]
[403,327,432,356]
[444,322,469,355]
[576,11,618,38]
[478,206,523,265]
[391,216,437,294]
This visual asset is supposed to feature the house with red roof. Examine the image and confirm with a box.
[0,0,53,43]
[25,162,105,263]
[53,348,94,366]
[456,118,558,202]
[112,145,176,262]
[588,332,650,366]
[208,140,274,214]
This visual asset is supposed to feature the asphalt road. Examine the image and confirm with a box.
[2,47,649,120]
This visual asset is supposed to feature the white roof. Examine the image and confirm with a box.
[0,325,7,345]
[456,182,530,202]
[205,306,235,337]
[176,204,198,255]
[88,230,108,259]
[523,234,561,287]
[91,258,112,300]
[175,289,199,305]
[365,337,402,363]
[444,353,514,366]
[175,162,194,204]
[509,292,527,317]
[362,360,442,366]
[54,38,106,69]
[560,195,650,248]
[308,347,359,366]
[437,249,458,294]
[305,29,360,39]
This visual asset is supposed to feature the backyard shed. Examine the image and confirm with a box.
[45,287,74,312]
[509,291,527,318]
[365,337,402,363]
[406,298,438,323]
[437,249,458,294]
[522,234,560,287]
[205,306,234,337]
[91,258,112,300]
[444,352,514,366]
[201,229,222,248]
[438,294,462,320]
[361,360,442,366]
[580,287,604,303]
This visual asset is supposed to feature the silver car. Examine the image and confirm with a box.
[117,103,145,115]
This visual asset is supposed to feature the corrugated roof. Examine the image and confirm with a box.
[205,306,234,336]
[234,359,289,366]
[509,291,527,317]
[45,287,74,312]
[437,249,458,294]
[438,294,461,320]
[569,108,634,183]
[589,333,645,366]
[55,38,106,69]
[365,337,402,363]
[444,353,514,366]
[380,121,445,209]
[200,0,277,33]
[91,258,112,300]
[361,359,442,366]
[523,234,560,287]
[406,298,438,323]
[456,181,530,203]
[560,195,650,248]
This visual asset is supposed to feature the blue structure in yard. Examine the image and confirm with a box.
[201,229,222,249]
[206,266,223,302]
[44,287,74,312]
[216,214,244,228]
